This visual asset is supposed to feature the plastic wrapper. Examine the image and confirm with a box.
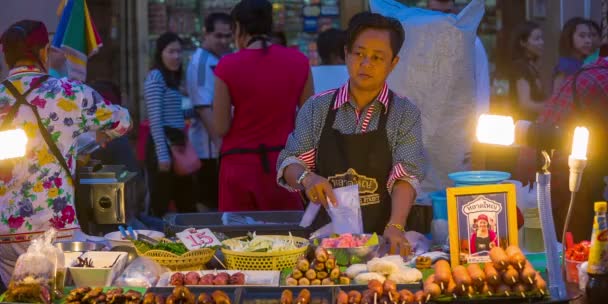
[4,229,63,304]
[370,0,485,197]
[114,257,168,288]
[327,185,363,234]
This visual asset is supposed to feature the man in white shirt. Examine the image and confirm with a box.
[186,12,233,210]
[311,29,350,94]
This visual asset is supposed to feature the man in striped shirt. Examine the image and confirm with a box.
[277,12,426,255]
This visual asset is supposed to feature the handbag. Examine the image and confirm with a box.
[164,126,201,176]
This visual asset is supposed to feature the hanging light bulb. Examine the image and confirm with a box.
[0,129,28,160]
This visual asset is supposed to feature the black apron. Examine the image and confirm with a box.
[313,91,394,234]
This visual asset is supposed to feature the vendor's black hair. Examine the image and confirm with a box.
[232,0,273,37]
[559,17,591,57]
[586,19,600,35]
[317,28,346,65]
[345,12,404,59]
[205,12,233,33]
[510,21,541,60]
[0,20,47,68]
[232,0,273,52]
[152,32,182,89]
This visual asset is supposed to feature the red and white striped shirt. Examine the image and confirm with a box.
[277,81,425,194]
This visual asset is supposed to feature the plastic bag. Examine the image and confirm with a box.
[5,228,63,304]
[370,0,485,198]
[327,185,363,234]
[114,257,168,288]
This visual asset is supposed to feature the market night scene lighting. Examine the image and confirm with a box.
[0,129,28,160]
[475,114,515,146]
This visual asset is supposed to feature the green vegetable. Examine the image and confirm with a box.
[132,240,189,255]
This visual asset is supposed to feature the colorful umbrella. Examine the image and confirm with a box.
[52,0,103,81]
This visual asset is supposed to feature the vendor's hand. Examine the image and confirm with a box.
[302,172,337,207]
[384,225,411,257]
[158,161,171,172]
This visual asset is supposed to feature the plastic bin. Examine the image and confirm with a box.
[163,211,314,238]
[430,190,447,220]
[565,258,583,283]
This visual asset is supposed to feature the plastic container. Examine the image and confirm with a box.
[68,251,128,287]
[448,170,511,187]
[164,211,313,238]
[565,258,584,283]
[523,208,545,252]
[430,190,447,220]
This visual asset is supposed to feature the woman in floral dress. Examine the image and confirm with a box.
[0,20,131,286]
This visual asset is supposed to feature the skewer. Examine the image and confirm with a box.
[388,293,393,302]
[504,291,510,297]
[213,255,227,269]
[461,285,466,292]
[511,277,516,284]
[467,293,472,299]
[493,275,498,282]
[426,294,431,302]
[518,262,523,269]
[374,293,377,304]
[487,291,493,296]
[478,278,483,283]
[539,289,545,296]
[528,277,533,284]
[440,282,444,291]
[520,292,526,298]
[452,294,457,299]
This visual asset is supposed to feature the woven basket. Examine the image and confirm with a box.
[220,235,309,271]
[134,239,216,271]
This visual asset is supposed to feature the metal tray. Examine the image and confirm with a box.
[240,286,334,304]
[146,286,241,303]
[164,211,314,238]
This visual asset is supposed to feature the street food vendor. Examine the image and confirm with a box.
[277,12,426,255]
[0,20,131,286]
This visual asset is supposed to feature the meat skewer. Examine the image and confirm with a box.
[505,245,526,270]
[483,262,500,286]
[502,265,519,286]
[452,265,472,292]
[489,247,509,269]
[336,290,348,304]
[348,290,362,303]
[423,275,441,301]
[281,290,294,304]
[433,260,451,290]
[466,263,486,287]
[398,289,414,304]
[295,289,311,304]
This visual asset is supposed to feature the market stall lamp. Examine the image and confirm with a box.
[562,126,589,294]
[0,129,28,160]
[568,126,589,193]
[475,114,515,146]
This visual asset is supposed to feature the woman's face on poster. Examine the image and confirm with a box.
[478,219,488,229]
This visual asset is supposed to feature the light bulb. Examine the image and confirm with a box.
[476,114,515,146]
[0,129,28,160]
[570,127,589,160]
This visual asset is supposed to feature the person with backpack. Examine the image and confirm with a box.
[0,20,131,286]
